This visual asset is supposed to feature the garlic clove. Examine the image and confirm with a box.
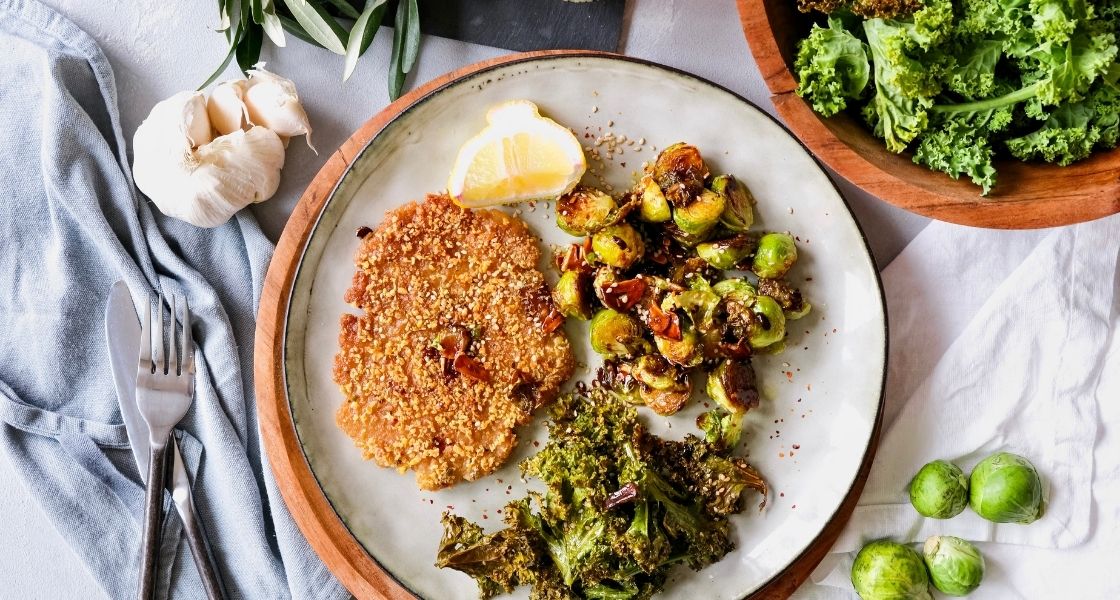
[207,79,251,136]
[244,67,316,152]
[142,90,213,148]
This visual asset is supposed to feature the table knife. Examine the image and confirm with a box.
[105,281,226,599]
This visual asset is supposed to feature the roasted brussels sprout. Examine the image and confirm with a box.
[552,270,594,320]
[923,536,985,597]
[711,174,755,232]
[969,452,1043,524]
[640,385,690,416]
[752,233,798,279]
[652,142,708,206]
[697,409,745,449]
[638,176,671,223]
[712,278,756,302]
[664,287,721,333]
[663,221,712,247]
[747,295,786,349]
[909,460,969,519]
[756,278,809,319]
[589,309,648,359]
[705,359,760,414]
[591,223,645,269]
[631,355,686,391]
[695,235,756,270]
[556,186,618,235]
[851,540,932,600]
[654,322,703,367]
[672,189,726,237]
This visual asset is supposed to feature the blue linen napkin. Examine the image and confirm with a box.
[0,0,347,597]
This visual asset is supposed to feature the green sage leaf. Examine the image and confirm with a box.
[281,0,347,54]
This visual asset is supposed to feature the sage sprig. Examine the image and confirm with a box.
[205,0,421,100]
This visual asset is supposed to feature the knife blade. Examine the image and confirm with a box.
[106,280,148,476]
[106,281,226,599]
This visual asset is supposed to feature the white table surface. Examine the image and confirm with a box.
[0,0,931,597]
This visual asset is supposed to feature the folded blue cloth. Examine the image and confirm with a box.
[0,1,347,597]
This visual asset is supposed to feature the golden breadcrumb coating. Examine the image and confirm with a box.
[333,195,574,490]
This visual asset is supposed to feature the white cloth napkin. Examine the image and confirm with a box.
[798,213,1120,598]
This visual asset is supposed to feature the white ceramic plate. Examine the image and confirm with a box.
[283,54,886,599]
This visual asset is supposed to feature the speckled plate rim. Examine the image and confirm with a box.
[255,50,888,600]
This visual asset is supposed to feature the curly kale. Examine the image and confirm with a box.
[437,391,767,599]
[794,0,1120,193]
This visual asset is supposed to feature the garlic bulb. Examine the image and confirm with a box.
[133,92,285,228]
[244,67,315,151]
[207,79,250,136]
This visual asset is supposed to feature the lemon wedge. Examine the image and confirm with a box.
[447,100,586,208]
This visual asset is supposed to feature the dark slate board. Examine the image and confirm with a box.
[389,0,626,52]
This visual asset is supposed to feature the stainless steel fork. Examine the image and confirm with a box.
[135,292,194,600]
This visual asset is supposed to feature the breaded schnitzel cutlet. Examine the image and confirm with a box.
[333,194,574,490]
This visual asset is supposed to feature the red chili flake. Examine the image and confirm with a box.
[792,504,797,509]
[600,278,647,311]
[453,354,491,382]
[780,492,785,497]
[541,308,565,334]
[792,444,801,450]
[785,371,794,381]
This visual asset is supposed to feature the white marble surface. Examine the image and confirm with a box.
[0,0,930,597]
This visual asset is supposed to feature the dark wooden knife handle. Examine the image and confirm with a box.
[137,443,168,600]
[181,492,226,600]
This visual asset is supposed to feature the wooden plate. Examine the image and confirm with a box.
[737,0,1120,229]
[256,50,886,599]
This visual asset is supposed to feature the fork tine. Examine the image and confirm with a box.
[182,296,194,375]
[170,293,179,376]
[139,294,153,372]
[155,291,165,375]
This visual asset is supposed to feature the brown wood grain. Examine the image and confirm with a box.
[738,0,1120,229]
[255,49,885,600]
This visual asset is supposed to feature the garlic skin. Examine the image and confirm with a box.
[133,92,285,228]
[244,67,315,151]
[207,80,250,136]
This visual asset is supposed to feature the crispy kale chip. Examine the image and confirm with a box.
[795,18,872,117]
[437,390,767,599]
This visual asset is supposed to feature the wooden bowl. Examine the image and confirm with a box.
[737,0,1120,229]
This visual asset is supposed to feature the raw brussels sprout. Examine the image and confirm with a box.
[705,359,760,414]
[851,540,932,600]
[591,223,645,269]
[652,142,708,206]
[672,189,726,237]
[695,235,756,270]
[638,176,671,223]
[654,322,703,368]
[589,309,648,359]
[630,355,685,391]
[747,295,786,349]
[710,174,755,232]
[556,186,618,235]
[909,460,969,519]
[712,278,756,302]
[969,452,1043,524]
[552,270,593,320]
[923,536,984,597]
[752,233,798,279]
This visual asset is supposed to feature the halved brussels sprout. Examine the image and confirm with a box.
[630,355,685,391]
[752,233,798,279]
[695,235,756,270]
[653,143,708,206]
[712,278,756,302]
[672,189,726,237]
[747,295,786,349]
[654,322,703,367]
[697,409,745,450]
[706,359,760,414]
[710,174,755,232]
[589,309,649,359]
[664,221,712,248]
[756,277,809,319]
[556,186,618,235]
[591,223,645,269]
[640,384,691,416]
[638,176,671,223]
[663,287,720,333]
[552,270,593,320]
